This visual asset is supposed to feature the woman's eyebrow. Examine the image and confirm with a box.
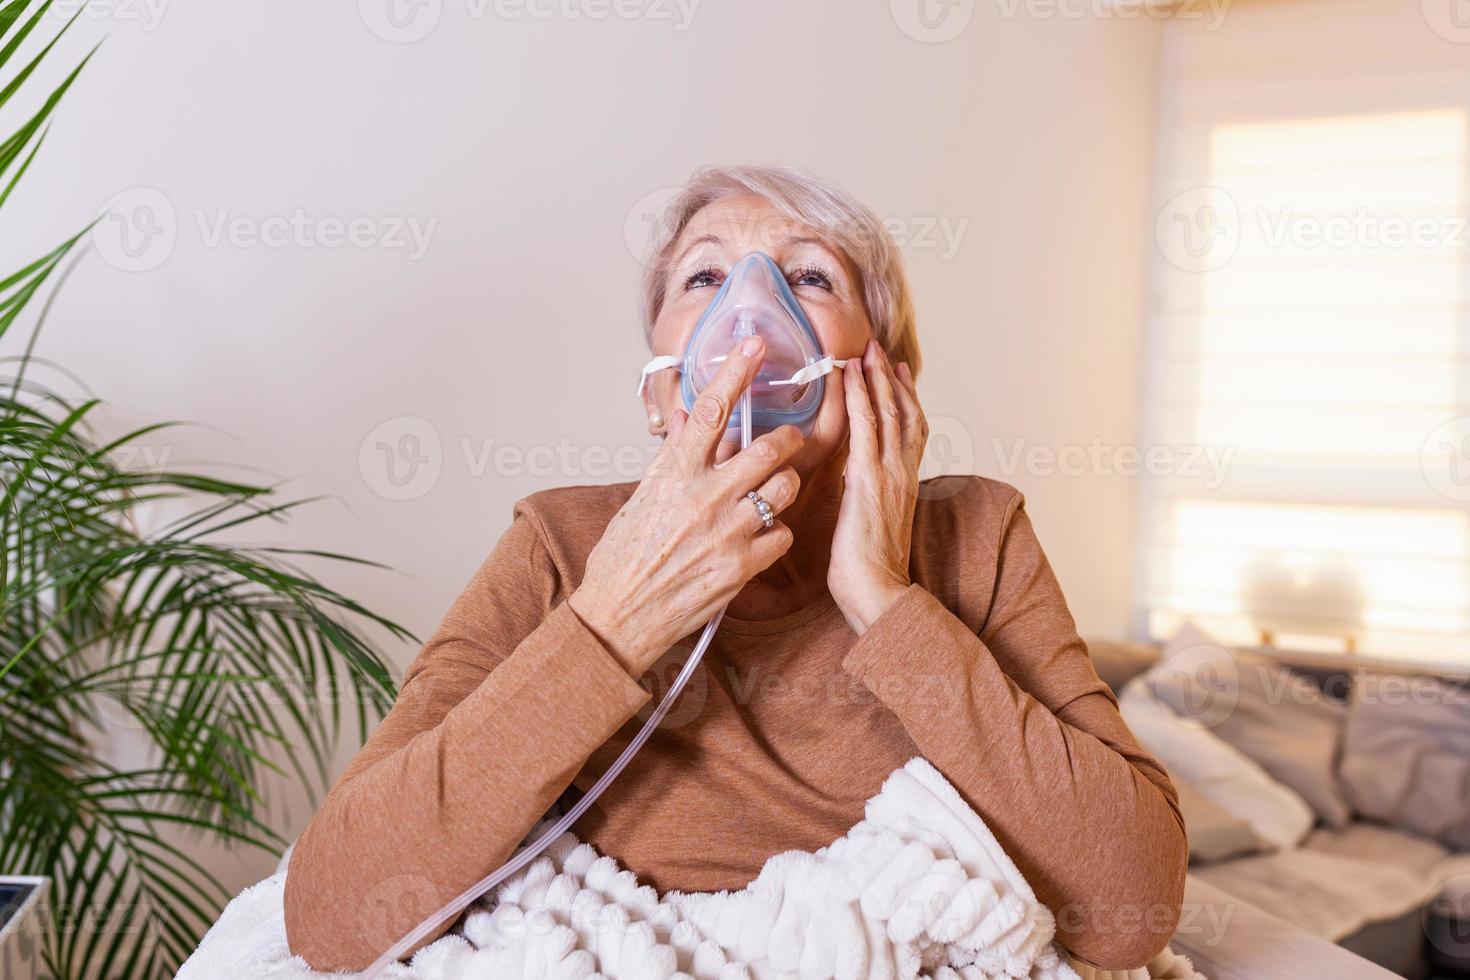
[780,236,844,263]
[780,236,851,280]
[672,234,724,267]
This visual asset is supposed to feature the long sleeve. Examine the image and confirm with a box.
[841,493,1187,970]
[283,505,651,972]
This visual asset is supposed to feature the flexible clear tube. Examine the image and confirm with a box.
[360,388,754,978]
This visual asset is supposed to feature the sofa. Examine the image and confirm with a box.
[1088,634,1470,979]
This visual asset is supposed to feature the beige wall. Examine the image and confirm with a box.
[6,1,1163,893]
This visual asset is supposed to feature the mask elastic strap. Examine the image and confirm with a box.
[636,355,681,396]
[637,354,846,396]
[765,354,846,387]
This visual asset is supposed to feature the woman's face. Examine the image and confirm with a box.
[644,194,875,470]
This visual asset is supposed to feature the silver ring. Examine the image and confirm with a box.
[746,490,775,529]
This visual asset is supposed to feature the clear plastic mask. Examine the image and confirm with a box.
[679,252,828,436]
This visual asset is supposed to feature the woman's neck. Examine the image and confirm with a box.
[725,448,847,621]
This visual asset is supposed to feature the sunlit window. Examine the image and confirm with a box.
[1141,84,1470,664]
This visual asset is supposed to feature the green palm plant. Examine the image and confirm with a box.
[0,2,405,976]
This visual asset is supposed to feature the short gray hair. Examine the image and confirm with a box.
[639,164,921,376]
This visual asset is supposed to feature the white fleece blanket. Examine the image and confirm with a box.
[178,759,1203,980]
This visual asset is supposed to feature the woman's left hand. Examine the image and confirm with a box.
[829,338,928,634]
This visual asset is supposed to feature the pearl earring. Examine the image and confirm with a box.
[649,413,664,428]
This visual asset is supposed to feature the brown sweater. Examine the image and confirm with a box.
[284,476,1186,972]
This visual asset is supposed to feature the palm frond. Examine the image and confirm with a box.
[0,4,407,976]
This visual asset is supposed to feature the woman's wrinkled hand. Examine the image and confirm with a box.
[829,339,928,635]
[569,336,803,676]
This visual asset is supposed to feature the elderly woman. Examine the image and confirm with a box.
[284,165,1187,973]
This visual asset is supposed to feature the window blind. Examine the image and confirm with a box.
[1139,1,1470,664]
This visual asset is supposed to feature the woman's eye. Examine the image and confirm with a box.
[683,268,723,290]
[790,267,833,290]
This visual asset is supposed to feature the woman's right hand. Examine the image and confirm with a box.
[568,336,802,677]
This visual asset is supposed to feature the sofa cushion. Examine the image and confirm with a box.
[1085,638,1159,695]
[1304,823,1452,976]
[1429,852,1470,906]
[1339,672,1470,849]
[1192,844,1437,942]
[1120,679,1314,849]
[1175,777,1268,865]
[1151,623,1352,827]
[1302,821,1449,877]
